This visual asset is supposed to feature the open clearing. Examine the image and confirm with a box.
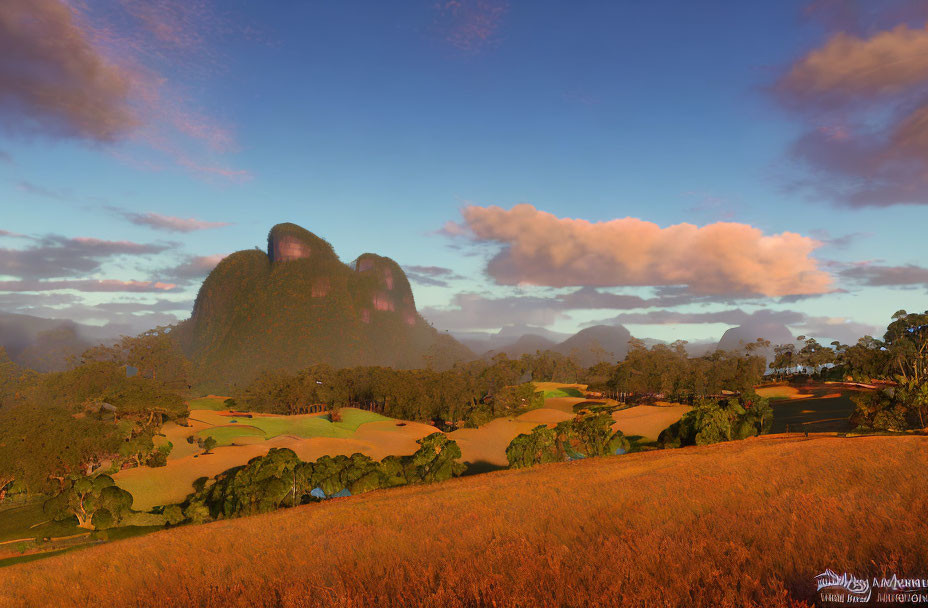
[610,404,690,440]
[115,408,434,510]
[4,435,925,607]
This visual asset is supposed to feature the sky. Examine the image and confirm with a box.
[1,0,927,346]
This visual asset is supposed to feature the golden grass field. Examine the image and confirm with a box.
[2,434,925,607]
[116,408,439,510]
[610,404,691,440]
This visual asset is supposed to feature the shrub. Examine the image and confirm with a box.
[506,413,629,468]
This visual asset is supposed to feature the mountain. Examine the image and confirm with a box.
[0,312,96,372]
[462,323,633,366]
[175,223,472,389]
[487,334,558,359]
[556,325,632,366]
[717,322,795,352]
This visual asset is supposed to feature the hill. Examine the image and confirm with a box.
[0,312,94,372]
[717,320,795,355]
[470,324,633,365]
[2,434,924,607]
[175,223,472,389]
[556,324,632,366]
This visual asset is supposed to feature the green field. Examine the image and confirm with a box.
[195,408,393,445]
[541,387,584,399]
[186,396,230,411]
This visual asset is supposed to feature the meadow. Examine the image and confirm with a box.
[115,406,435,510]
[1,434,924,607]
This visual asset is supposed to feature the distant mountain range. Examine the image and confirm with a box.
[456,318,798,366]
[457,324,633,366]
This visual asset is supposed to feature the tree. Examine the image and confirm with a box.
[43,475,133,530]
[202,436,217,454]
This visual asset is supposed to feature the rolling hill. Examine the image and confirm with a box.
[1,434,924,607]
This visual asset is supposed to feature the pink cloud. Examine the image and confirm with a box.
[0,0,138,141]
[0,279,178,292]
[777,13,928,206]
[0,0,249,180]
[781,24,928,103]
[456,204,832,297]
[121,211,231,232]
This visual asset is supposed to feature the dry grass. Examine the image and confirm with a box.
[611,404,691,440]
[756,385,811,400]
[2,435,925,607]
[515,408,575,425]
[116,419,439,510]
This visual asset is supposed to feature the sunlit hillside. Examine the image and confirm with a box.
[2,434,925,608]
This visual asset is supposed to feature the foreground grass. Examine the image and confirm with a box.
[2,434,925,607]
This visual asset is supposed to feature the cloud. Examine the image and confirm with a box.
[119,211,231,233]
[433,0,507,53]
[404,265,465,287]
[777,11,928,206]
[16,180,74,202]
[839,262,928,287]
[162,253,227,283]
[809,229,872,249]
[0,279,178,292]
[454,204,832,297]
[0,0,250,179]
[0,150,12,164]
[0,0,138,140]
[420,292,565,331]
[419,286,727,332]
[586,308,806,327]
[0,234,171,280]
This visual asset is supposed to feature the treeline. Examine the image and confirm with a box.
[235,346,773,427]
[768,310,928,431]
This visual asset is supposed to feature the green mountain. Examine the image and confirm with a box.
[176,223,472,390]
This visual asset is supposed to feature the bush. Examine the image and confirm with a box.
[506,413,629,469]
[659,395,772,448]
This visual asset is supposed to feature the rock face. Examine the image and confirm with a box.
[177,223,471,389]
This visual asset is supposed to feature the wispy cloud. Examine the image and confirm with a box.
[839,261,928,287]
[118,210,231,233]
[162,253,227,283]
[433,0,507,54]
[0,279,178,292]
[404,265,465,287]
[0,0,251,180]
[0,234,172,280]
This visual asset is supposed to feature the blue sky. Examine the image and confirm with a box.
[1,0,927,345]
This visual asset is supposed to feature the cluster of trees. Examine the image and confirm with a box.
[659,394,773,447]
[506,413,630,468]
[765,310,927,431]
[178,434,465,522]
[607,338,769,401]
[0,330,191,498]
[237,355,556,426]
[847,310,928,431]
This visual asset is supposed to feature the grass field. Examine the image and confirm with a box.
[114,410,436,510]
[610,404,691,440]
[191,408,392,445]
[3,434,925,607]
